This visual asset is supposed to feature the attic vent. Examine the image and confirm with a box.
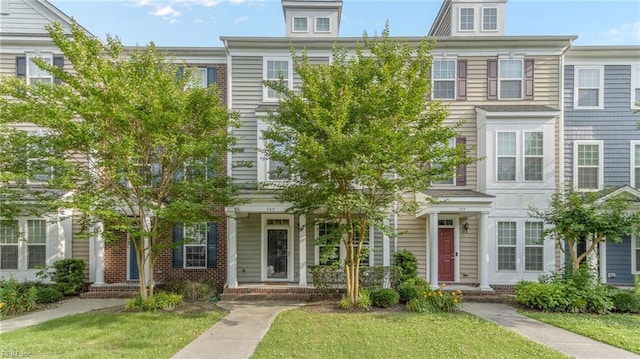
[267,219,289,226]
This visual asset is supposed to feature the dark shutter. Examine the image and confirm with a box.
[16,56,26,78]
[53,56,64,84]
[456,137,467,186]
[457,60,467,100]
[207,67,217,87]
[206,222,217,268]
[524,58,534,100]
[172,223,184,268]
[487,59,498,100]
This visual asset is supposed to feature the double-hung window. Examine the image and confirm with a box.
[267,142,290,181]
[352,224,370,267]
[292,17,308,32]
[263,58,291,101]
[184,223,207,268]
[0,220,19,270]
[459,8,474,31]
[315,17,330,32]
[574,141,603,190]
[632,141,640,188]
[432,60,456,100]
[524,222,544,271]
[497,132,516,181]
[497,221,517,271]
[632,66,640,109]
[27,220,46,269]
[633,236,640,274]
[574,66,604,109]
[316,222,340,266]
[432,138,456,185]
[482,8,497,31]
[524,132,543,181]
[27,53,53,84]
[499,59,523,99]
[26,129,54,184]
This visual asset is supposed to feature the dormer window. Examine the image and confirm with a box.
[293,17,308,32]
[315,17,330,32]
[482,8,497,31]
[459,8,474,31]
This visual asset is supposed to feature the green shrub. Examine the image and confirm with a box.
[394,250,418,282]
[165,280,217,301]
[339,290,371,311]
[397,277,428,303]
[36,258,86,295]
[405,284,462,313]
[611,290,640,314]
[0,277,37,316]
[310,265,401,292]
[125,291,183,311]
[35,285,63,304]
[370,288,400,308]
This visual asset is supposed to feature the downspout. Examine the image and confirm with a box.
[224,38,233,289]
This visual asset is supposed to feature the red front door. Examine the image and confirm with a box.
[438,228,454,282]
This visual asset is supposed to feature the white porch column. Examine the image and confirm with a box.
[227,212,238,288]
[299,215,307,287]
[382,218,390,267]
[94,221,105,285]
[429,211,439,289]
[479,211,492,291]
[599,241,607,284]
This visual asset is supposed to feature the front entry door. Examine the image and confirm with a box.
[267,228,288,279]
[438,228,454,281]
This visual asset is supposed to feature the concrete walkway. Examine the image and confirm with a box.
[171,301,304,359]
[463,302,639,359]
[0,298,126,334]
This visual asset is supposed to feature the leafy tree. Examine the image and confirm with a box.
[530,188,639,276]
[0,22,240,299]
[263,26,472,305]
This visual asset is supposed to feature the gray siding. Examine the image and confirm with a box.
[606,236,634,285]
[564,65,640,187]
[236,214,262,282]
[0,0,72,35]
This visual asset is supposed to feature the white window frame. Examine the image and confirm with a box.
[0,218,49,271]
[26,219,47,269]
[458,7,474,31]
[432,58,457,100]
[573,140,604,191]
[523,131,544,182]
[183,223,208,269]
[260,214,295,282]
[185,67,208,89]
[574,66,604,110]
[257,119,291,183]
[263,57,292,102]
[524,221,544,272]
[498,58,524,100]
[432,138,456,186]
[631,66,640,110]
[314,222,344,265]
[496,131,517,182]
[315,17,331,33]
[481,7,498,32]
[631,141,640,189]
[292,16,308,32]
[497,221,517,271]
[26,52,53,85]
[632,235,639,275]
[26,129,54,184]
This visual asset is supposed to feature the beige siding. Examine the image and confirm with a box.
[0,0,69,35]
[396,213,427,279]
[459,216,478,282]
[71,211,90,281]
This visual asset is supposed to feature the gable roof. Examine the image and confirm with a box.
[0,0,94,40]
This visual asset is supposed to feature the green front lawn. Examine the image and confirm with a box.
[522,312,640,354]
[252,309,569,358]
[0,306,226,358]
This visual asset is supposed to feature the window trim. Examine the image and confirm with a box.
[458,7,475,32]
[432,137,457,186]
[523,131,544,182]
[574,65,604,110]
[263,57,293,102]
[0,218,50,271]
[26,52,53,85]
[631,66,640,110]
[314,16,331,33]
[573,140,604,191]
[481,7,498,32]
[432,58,457,100]
[183,223,208,269]
[497,221,517,272]
[498,58,524,100]
[260,214,295,282]
[314,222,343,266]
[631,141,640,189]
[496,131,517,182]
[524,221,544,272]
[292,16,308,32]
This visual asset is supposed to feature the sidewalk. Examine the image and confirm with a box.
[0,298,126,334]
[462,302,639,359]
[171,301,304,359]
